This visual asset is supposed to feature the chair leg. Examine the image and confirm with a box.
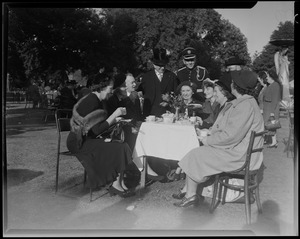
[90,188,93,202]
[254,175,263,214]
[83,170,87,185]
[209,176,220,213]
[140,156,147,189]
[55,154,60,193]
[244,179,251,224]
[222,178,229,205]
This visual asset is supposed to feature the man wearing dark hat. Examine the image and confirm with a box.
[176,47,209,103]
[137,48,178,117]
[225,56,245,72]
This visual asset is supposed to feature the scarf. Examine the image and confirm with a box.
[70,94,107,149]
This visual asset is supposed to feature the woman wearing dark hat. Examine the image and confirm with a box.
[213,74,236,115]
[172,70,264,208]
[66,77,136,198]
[199,78,220,129]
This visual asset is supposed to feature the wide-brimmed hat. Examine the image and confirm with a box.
[152,48,169,66]
[215,72,232,93]
[225,56,245,67]
[176,81,197,94]
[269,38,294,47]
[181,47,196,60]
[231,70,258,90]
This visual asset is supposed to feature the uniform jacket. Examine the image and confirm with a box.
[176,66,209,102]
[179,95,264,183]
[137,69,178,117]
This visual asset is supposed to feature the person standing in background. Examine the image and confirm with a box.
[274,46,290,101]
[261,70,282,148]
[137,48,178,117]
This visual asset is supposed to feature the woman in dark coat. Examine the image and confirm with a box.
[261,70,282,148]
[66,77,135,197]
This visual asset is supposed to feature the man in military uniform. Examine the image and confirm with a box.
[176,47,209,103]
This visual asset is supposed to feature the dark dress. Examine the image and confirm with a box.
[66,93,133,189]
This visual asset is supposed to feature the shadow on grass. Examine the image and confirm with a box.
[6,169,44,187]
[6,125,56,137]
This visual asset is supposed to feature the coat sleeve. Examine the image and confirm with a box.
[204,101,255,148]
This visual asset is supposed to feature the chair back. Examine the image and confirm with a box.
[55,109,73,133]
[227,130,268,174]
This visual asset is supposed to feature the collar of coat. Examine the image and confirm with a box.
[231,94,254,108]
[220,94,254,115]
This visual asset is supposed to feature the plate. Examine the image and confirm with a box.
[120,119,132,123]
[187,103,202,108]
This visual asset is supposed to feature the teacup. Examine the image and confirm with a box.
[189,116,196,124]
[146,115,156,122]
[200,130,208,137]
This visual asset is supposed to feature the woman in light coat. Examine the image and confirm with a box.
[172,70,265,208]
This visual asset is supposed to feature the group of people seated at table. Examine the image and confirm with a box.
[65,46,265,209]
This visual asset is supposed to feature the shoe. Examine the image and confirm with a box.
[180,173,186,180]
[108,186,136,198]
[172,191,186,200]
[173,173,181,181]
[166,169,177,181]
[267,143,278,148]
[147,174,165,181]
[173,195,200,208]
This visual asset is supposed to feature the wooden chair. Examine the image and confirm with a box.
[209,130,268,224]
[55,109,91,201]
[43,97,58,122]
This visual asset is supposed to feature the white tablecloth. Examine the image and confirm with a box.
[132,122,200,169]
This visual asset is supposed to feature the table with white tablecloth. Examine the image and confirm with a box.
[132,121,200,188]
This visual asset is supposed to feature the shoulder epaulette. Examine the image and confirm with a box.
[197,65,206,70]
[176,66,186,73]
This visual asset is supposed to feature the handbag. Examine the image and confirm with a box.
[265,119,281,130]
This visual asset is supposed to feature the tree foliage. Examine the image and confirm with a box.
[252,21,294,80]
[7,7,252,88]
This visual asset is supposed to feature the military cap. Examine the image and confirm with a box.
[181,47,196,60]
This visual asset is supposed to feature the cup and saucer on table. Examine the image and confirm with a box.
[145,115,156,122]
